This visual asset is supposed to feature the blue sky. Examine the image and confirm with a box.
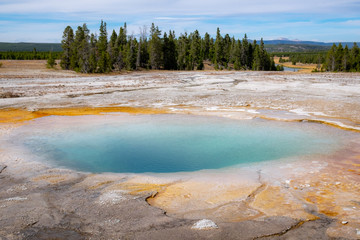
[0,0,360,43]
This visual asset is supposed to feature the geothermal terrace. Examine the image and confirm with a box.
[0,60,359,239]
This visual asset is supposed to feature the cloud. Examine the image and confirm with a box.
[1,0,360,16]
[341,19,360,26]
[0,21,65,42]
[1,0,360,42]
[154,17,204,21]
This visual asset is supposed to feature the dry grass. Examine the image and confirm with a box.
[0,60,78,79]
[273,56,317,73]
[0,60,49,69]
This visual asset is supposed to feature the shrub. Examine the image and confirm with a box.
[276,65,284,71]
[46,52,57,68]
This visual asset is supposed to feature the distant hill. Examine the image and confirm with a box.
[262,39,360,53]
[0,40,359,53]
[264,44,330,53]
[0,42,62,52]
[263,39,360,47]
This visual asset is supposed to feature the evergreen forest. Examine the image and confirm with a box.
[274,43,360,72]
[1,21,359,73]
[0,50,61,60]
[275,52,327,65]
[59,21,279,73]
[322,43,360,72]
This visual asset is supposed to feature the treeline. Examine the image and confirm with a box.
[0,50,62,60]
[273,43,360,72]
[0,42,62,52]
[323,43,360,72]
[266,44,330,53]
[60,21,279,73]
[274,52,327,65]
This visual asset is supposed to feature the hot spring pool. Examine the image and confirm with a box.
[7,114,340,173]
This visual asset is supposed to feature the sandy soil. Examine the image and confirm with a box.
[0,60,360,239]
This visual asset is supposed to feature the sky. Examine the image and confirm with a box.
[0,0,360,43]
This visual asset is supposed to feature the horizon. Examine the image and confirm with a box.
[1,38,360,45]
[1,0,360,43]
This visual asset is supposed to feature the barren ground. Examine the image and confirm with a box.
[0,60,359,239]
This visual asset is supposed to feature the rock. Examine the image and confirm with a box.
[341,221,348,225]
[191,219,218,230]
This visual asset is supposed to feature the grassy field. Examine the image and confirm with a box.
[273,56,317,73]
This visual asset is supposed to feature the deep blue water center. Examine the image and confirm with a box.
[17,114,336,173]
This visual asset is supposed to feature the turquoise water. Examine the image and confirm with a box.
[14,114,337,173]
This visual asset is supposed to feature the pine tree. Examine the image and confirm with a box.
[89,33,97,73]
[335,43,344,71]
[247,41,254,69]
[163,31,177,70]
[177,33,189,70]
[203,33,211,60]
[108,29,118,69]
[259,38,271,70]
[190,30,202,70]
[70,25,86,72]
[97,20,108,53]
[115,23,128,70]
[47,50,56,68]
[223,33,231,67]
[168,31,178,70]
[241,34,250,69]
[163,32,170,69]
[33,48,38,60]
[149,23,163,69]
[136,26,149,69]
[60,26,74,70]
[209,37,215,63]
[343,45,350,72]
[125,36,138,70]
[325,44,337,71]
[76,23,91,73]
[233,39,242,70]
[97,20,111,73]
[116,23,127,49]
[229,37,237,64]
[252,43,261,70]
[351,43,360,71]
[214,28,224,66]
